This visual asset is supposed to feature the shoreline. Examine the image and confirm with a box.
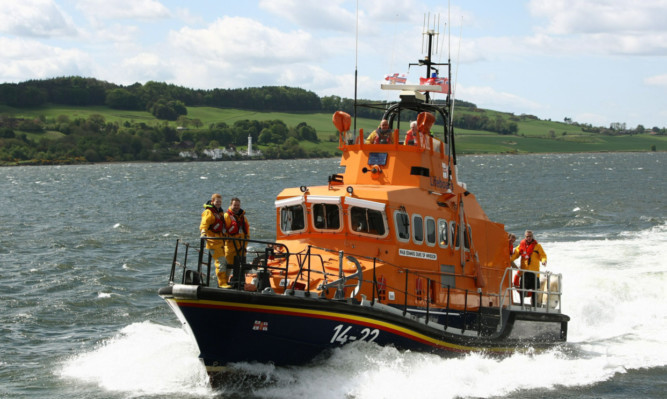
[2,149,663,167]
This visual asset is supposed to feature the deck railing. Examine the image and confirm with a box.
[167,238,562,335]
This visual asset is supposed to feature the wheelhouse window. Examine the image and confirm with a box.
[451,222,472,250]
[394,210,410,242]
[438,219,449,248]
[350,206,386,236]
[412,214,423,244]
[425,217,436,246]
[279,204,306,234]
[312,203,341,231]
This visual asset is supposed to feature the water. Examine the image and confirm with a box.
[1,153,665,398]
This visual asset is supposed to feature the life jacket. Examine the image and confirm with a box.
[373,129,392,144]
[518,239,538,265]
[226,209,247,235]
[405,130,416,145]
[204,204,224,233]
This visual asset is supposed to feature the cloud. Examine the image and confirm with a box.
[574,112,609,127]
[458,84,544,115]
[0,37,93,81]
[0,0,78,37]
[527,0,667,55]
[258,0,356,31]
[645,74,667,88]
[75,0,171,21]
[162,16,338,89]
[529,0,667,34]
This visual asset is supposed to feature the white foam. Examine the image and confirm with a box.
[58,321,211,397]
[58,225,667,397]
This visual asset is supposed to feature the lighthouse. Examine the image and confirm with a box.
[247,134,252,157]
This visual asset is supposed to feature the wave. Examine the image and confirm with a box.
[57,321,211,397]
[57,224,667,398]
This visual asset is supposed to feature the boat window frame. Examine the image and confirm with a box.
[451,221,472,251]
[394,210,410,242]
[310,202,343,233]
[412,214,424,245]
[438,218,449,248]
[464,224,472,251]
[348,206,388,238]
[276,196,307,235]
[425,216,436,247]
[307,196,342,233]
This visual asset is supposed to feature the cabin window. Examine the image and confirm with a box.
[350,206,386,236]
[412,215,423,244]
[280,204,306,234]
[450,221,457,249]
[425,217,436,246]
[451,222,472,250]
[312,203,341,231]
[394,211,410,242]
[438,219,449,248]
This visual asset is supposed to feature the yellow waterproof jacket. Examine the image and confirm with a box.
[223,208,249,262]
[364,129,393,144]
[199,203,225,249]
[510,240,546,272]
[223,208,249,239]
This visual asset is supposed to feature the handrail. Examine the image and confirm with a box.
[498,267,563,318]
[169,238,563,336]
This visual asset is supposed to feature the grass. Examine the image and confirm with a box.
[4,104,665,154]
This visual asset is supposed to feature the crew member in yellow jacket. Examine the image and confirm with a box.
[199,193,229,288]
[510,230,547,306]
[223,197,250,275]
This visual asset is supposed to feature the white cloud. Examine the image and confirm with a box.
[574,112,609,127]
[259,0,356,31]
[0,37,93,81]
[644,74,667,88]
[0,0,78,37]
[527,0,667,55]
[75,0,171,21]
[458,84,544,115]
[529,0,667,35]
[161,16,338,89]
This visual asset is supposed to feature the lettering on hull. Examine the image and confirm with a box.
[399,248,437,260]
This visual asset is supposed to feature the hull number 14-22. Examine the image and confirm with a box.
[330,324,380,345]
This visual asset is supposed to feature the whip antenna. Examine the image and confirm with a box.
[353,0,359,137]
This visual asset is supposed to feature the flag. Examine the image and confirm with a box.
[419,76,450,93]
[385,73,407,84]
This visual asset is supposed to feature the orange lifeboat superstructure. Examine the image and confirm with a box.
[159,29,569,382]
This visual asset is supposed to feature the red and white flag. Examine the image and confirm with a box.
[419,77,450,93]
[385,73,407,84]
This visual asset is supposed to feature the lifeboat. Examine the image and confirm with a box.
[159,28,569,383]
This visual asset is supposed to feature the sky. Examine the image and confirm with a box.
[1,0,666,129]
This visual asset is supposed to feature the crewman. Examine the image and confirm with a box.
[365,119,393,144]
[199,193,229,288]
[223,197,250,285]
[510,230,547,306]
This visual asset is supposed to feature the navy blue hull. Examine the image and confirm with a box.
[161,285,568,369]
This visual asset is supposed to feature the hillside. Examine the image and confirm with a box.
[1,101,665,166]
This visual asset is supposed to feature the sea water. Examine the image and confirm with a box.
[0,153,665,398]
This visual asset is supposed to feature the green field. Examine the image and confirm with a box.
[3,104,665,154]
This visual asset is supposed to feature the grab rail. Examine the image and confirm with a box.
[168,238,563,336]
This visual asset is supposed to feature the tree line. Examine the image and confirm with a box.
[0,113,325,165]
[0,76,480,123]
